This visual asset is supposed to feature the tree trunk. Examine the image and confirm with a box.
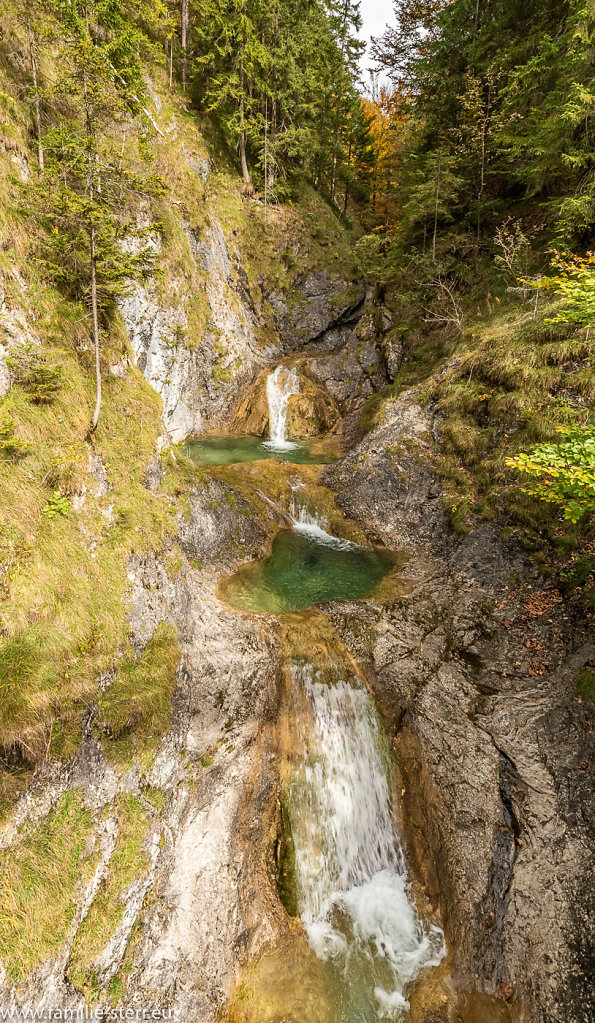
[89,222,102,432]
[83,60,101,432]
[239,57,251,184]
[433,158,441,263]
[27,27,44,173]
[343,136,352,215]
[180,0,188,89]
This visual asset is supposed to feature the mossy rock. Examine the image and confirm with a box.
[231,369,270,436]
[286,388,339,438]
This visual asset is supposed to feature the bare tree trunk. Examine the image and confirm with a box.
[433,158,441,263]
[264,96,268,220]
[89,222,101,432]
[180,0,188,89]
[343,135,352,215]
[83,59,101,432]
[28,27,44,173]
[239,57,251,184]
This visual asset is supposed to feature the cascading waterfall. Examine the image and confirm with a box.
[265,365,301,451]
[288,663,445,1021]
[289,482,329,534]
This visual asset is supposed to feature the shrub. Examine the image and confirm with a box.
[506,425,595,524]
[5,342,62,402]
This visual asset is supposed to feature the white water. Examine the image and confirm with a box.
[289,483,357,550]
[264,365,301,451]
[289,664,445,1020]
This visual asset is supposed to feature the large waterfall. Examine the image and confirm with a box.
[288,664,445,1020]
[265,364,301,450]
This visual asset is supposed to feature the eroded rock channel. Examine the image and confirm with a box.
[2,276,592,1023]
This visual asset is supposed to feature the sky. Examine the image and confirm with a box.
[358,0,393,86]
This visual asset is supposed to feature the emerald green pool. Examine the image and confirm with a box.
[185,433,336,467]
[219,527,396,614]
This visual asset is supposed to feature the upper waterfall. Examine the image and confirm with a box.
[265,365,300,451]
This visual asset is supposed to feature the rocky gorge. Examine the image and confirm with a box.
[1,225,592,1023]
[0,26,593,1019]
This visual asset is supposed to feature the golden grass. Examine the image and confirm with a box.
[0,791,95,981]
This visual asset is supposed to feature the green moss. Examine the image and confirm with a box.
[576,667,595,703]
[0,791,95,981]
[142,787,167,812]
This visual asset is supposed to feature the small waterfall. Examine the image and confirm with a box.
[264,365,300,451]
[289,484,357,550]
[290,482,328,531]
[288,664,445,1019]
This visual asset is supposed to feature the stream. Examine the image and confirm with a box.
[286,662,445,1021]
[193,365,446,1020]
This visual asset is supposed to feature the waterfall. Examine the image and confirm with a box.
[264,365,300,451]
[289,483,358,551]
[290,482,328,531]
[288,664,445,1020]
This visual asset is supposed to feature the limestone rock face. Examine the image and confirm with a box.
[280,271,365,347]
[119,202,278,444]
[323,383,595,1023]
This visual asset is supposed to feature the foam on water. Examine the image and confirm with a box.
[289,666,445,1020]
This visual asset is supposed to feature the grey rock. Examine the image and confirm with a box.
[323,381,595,1023]
[282,271,365,347]
[176,478,267,568]
[144,454,163,495]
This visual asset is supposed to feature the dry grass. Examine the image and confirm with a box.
[0,791,95,981]
[68,794,152,999]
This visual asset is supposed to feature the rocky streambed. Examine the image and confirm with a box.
[1,273,592,1023]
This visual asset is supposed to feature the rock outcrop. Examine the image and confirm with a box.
[0,484,284,1022]
[119,212,278,444]
[323,386,594,1023]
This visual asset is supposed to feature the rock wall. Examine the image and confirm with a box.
[323,385,594,1023]
[0,484,284,1022]
[119,207,279,445]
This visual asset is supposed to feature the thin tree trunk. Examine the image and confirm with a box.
[89,222,101,432]
[83,57,101,432]
[343,136,352,215]
[239,56,251,184]
[180,0,188,89]
[433,159,441,263]
[264,96,268,220]
[28,27,44,173]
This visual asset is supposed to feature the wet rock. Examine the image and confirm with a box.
[176,478,267,567]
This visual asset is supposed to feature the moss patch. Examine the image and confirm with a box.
[576,667,595,703]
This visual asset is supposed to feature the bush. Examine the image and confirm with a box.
[506,425,595,524]
[5,342,62,402]
[0,413,30,459]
